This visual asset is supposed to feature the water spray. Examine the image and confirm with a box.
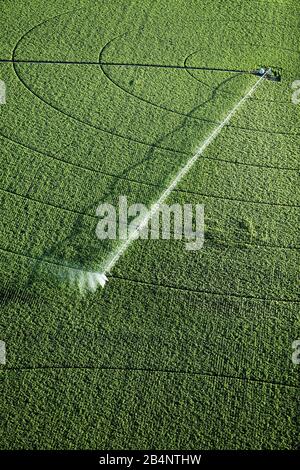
[72,69,272,293]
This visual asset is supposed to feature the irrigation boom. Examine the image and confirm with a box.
[72,68,271,293]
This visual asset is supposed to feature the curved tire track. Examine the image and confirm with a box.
[12,24,188,156]
[99,34,300,136]
[4,364,298,390]
[2,173,299,213]
[11,17,300,157]
[0,246,299,304]
[1,130,299,176]
[183,48,290,105]
[1,132,299,208]
[1,129,299,173]
[98,33,216,125]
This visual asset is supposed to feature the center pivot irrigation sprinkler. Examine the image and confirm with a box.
[69,67,280,294]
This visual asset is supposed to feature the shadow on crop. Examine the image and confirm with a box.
[25,73,242,289]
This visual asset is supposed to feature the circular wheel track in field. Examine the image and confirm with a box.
[0,132,299,208]
[10,11,188,157]
[0,246,299,306]
[183,48,292,105]
[2,360,300,389]
[11,46,300,155]
[98,32,221,125]
[2,176,300,217]
[2,186,300,258]
[98,35,296,134]
[99,33,297,125]
[1,127,299,174]
[183,49,242,97]
[8,16,300,226]
[1,5,298,376]
[10,11,300,158]
[6,9,300,276]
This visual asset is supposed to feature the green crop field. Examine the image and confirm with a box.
[0,0,299,450]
